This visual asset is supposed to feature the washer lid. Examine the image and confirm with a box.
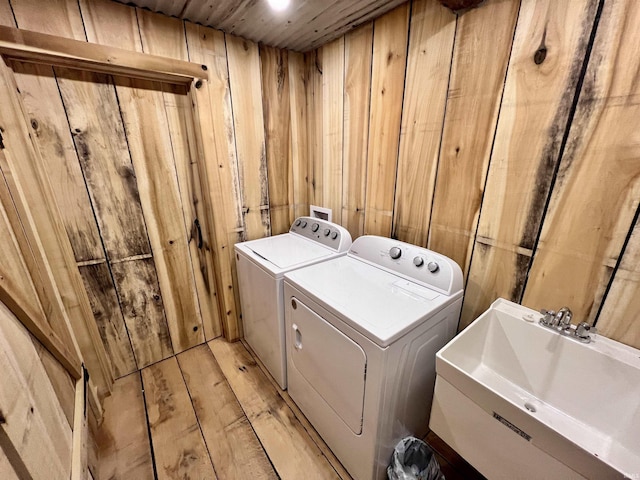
[247,234,334,269]
[285,256,460,347]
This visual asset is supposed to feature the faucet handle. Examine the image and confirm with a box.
[575,322,597,341]
[539,309,556,326]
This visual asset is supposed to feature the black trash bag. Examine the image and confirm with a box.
[387,436,445,480]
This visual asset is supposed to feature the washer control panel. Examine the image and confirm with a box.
[289,216,352,252]
[348,236,463,295]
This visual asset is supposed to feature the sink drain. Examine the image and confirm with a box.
[524,402,537,413]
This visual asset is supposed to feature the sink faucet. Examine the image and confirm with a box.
[539,307,596,344]
[541,307,572,329]
[555,307,573,329]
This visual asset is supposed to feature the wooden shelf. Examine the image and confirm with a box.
[0,25,207,85]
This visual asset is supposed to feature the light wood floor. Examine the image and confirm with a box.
[96,338,483,479]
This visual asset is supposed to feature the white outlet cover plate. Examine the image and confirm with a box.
[310,205,332,222]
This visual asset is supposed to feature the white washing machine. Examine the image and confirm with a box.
[235,217,352,389]
[283,235,463,480]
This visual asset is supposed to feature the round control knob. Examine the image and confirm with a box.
[295,219,301,226]
[323,228,330,237]
[311,223,319,232]
[413,256,424,267]
[331,231,338,240]
[300,220,307,228]
[427,261,439,273]
[389,247,402,260]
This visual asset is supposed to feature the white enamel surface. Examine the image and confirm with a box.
[284,255,458,347]
[234,218,352,389]
[289,216,352,252]
[348,236,463,295]
[284,281,462,480]
[431,377,586,480]
[283,235,463,479]
[434,298,640,479]
[236,254,286,388]
[288,297,367,434]
[247,234,334,269]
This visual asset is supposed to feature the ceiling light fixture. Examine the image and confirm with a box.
[267,0,290,12]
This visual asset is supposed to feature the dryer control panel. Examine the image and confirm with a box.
[289,217,352,252]
[347,236,463,295]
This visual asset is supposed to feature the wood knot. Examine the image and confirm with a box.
[534,27,548,65]
[30,119,38,130]
[534,46,547,65]
[439,0,484,13]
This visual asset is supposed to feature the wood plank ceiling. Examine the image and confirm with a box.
[114,0,408,52]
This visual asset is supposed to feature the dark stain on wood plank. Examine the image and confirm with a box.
[276,51,286,91]
[111,258,174,368]
[112,76,205,351]
[55,68,153,260]
[146,365,176,427]
[78,262,137,377]
[71,128,152,258]
[259,144,271,234]
[141,359,215,479]
[10,62,105,263]
[261,46,290,235]
[518,2,600,252]
[555,1,605,186]
[165,449,201,478]
[510,251,533,302]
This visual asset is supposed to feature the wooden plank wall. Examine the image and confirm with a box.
[0,6,112,398]
[306,0,640,349]
[1,0,308,373]
[0,300,73,480]
[3,0,639,356]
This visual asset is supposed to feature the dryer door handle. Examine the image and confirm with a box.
[293,324,303,350]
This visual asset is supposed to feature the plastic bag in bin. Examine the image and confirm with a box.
[387,436,445,480]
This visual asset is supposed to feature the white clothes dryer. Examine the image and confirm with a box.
[234,217,352,389]
[283,235,463,480]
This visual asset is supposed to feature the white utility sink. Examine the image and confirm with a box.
[430,298,640,479]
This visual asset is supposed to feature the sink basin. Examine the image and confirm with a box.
[430,298,640,479]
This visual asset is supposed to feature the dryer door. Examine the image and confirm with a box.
[288,297,366,434]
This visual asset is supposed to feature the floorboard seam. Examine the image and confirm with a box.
[174,350,221,479]
[138,370,159,480]
[205,340,282,479]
